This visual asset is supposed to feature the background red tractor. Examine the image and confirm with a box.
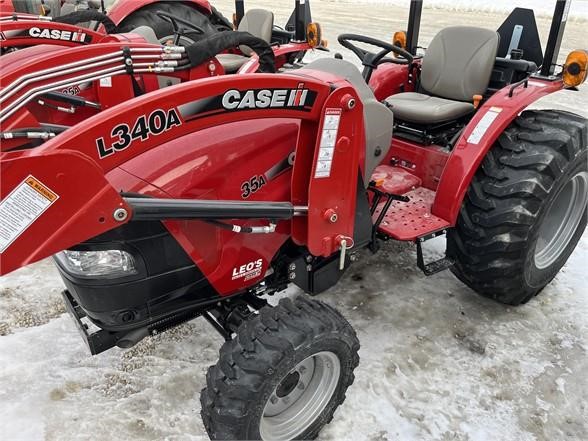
[0,1,586,440]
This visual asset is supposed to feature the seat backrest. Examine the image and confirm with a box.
[297,58,394,185]
[13,0,60,15]
[132,26,159,44]
[237,9,274,56]
[421,26,499,102]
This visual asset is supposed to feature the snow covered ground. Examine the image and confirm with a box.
[1,1,587,440]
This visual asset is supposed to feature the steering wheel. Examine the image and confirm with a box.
[338,34,414,82]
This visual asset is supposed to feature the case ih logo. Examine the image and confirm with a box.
[222,84,310,110]
[28,27,89,43]
[178,83,317,121]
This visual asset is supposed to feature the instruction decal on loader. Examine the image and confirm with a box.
[0,175,59,253]
[466,107,502,145]
[314,108,341,178]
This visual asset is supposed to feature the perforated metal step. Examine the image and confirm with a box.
[373,187,450,241]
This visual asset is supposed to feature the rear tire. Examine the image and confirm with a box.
[200,296,360,440]
[448,110,588,305]
[118,2,230,45]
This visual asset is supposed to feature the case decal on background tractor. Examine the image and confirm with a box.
[27,27,90,43]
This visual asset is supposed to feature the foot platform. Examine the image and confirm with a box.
[372,185,450,241]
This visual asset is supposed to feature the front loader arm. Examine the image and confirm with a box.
[0,150,130,274]
[0,19,106,50]
[2,72,362,277]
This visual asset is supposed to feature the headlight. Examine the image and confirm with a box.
[55,250,138,277]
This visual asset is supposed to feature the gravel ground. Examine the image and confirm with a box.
[1,1,587,440]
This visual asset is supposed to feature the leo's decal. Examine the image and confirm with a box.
[231,259,264,281]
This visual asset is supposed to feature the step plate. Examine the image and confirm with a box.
[374,187,450,241]
[371,165,422,195]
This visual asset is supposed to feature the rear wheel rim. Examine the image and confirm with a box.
[534,171,588,269]
[259,351,341,441]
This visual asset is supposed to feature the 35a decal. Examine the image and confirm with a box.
[96,108,181,159]
[241,175,267,199]
[61,85,81,96]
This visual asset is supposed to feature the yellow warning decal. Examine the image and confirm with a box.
[25,176,58,202]
[0,175,59,253]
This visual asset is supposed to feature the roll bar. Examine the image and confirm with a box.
[404,0,572,76]
[234,0,311,41]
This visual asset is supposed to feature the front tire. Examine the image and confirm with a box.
[449,110,588,305]
[200,296,360,440]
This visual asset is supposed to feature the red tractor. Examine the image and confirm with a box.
[0,1,586,440]
[0,0,232,43]
[0,0,323,135]
[1,0,317,65]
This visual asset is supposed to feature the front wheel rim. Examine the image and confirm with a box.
[259,351,341,441]
[534,171,588,269]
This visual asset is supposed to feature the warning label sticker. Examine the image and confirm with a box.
[467,107,502,145]
[315,108,342,178]
[0,175,59,253]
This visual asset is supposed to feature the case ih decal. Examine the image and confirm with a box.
[96,108,182,159]
[222,85,310,110]
[178,83,318,121]
[28,27,90,43]
[1,27,92,44]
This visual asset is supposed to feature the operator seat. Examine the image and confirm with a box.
[298,58,394,185]
[216,9,274,73]
[12,0,62,16]
[385,26,499,124]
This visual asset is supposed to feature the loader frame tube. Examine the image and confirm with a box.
[126,198,295,220]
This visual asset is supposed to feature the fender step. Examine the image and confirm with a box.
[373,187,450,241]
[416,231,455,276]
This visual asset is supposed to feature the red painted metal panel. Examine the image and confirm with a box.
[0,151,130,274]
[307,87,364,257]
[433,79,563,224]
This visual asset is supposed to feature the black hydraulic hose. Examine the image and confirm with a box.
[185,31,276,73]
[54,10,118,34]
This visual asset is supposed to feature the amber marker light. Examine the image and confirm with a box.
[563,50,588,88]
